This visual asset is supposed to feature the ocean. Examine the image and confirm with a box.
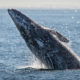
[0,9,80,80]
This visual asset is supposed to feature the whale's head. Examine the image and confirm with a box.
[8,9,44,42]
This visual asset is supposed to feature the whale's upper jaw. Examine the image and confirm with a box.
[8,9,42,32]
[8,9,31,30]
[8,9,31,23]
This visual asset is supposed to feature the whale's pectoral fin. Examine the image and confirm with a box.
[48,29,69,43]
[56,31,69,43]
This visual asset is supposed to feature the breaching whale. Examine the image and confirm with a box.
[8,9,80,70]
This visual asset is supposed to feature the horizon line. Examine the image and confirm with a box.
[0,7,80,10]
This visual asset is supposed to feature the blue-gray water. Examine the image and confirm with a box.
[0,9,80,80]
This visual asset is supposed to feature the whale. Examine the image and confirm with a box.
[8,9,80,70]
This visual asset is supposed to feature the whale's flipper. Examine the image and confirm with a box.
[8,9,80,70]
[47,29,69,43]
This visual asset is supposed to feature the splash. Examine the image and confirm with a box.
[16,58,47,70]
[30,59,47,69]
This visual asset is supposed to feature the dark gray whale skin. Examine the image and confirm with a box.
[8,9,80,70]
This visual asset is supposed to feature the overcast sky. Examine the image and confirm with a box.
[0,0,80,9]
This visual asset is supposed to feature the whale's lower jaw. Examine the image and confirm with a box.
[8,9,80,70]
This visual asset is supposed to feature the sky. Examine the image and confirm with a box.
[0,0,80,9]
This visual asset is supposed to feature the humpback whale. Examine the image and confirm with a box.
[8,9,80,70]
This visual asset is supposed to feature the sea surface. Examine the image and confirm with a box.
[0,9,80,80]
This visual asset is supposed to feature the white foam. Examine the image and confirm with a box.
[30,59,47,69]
[16,58,47,70]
